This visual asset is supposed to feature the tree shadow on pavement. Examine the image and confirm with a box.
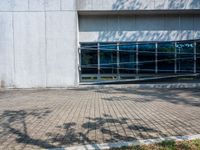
[46,114,168,148]
[0,108,56,149]
[97,88,200,107]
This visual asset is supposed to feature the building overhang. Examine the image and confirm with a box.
[78,9,200,16]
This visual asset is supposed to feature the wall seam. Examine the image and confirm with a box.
[178,14,181,40]
[193,15,195,39]
[12,12,16,87]
[28,0,30,11]
[60,0,62,10]
[75,10,79,85]
[44,11,48,87]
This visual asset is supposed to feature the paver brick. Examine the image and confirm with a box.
[0,88,200,149]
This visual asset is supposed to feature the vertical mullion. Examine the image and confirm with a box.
[175,42,177,74]
[194,42,197,74]
[79,47,81,82]
[117,43,120,80]
[155,43,158,74]
[97,43,100,80]
[136,43,139,77]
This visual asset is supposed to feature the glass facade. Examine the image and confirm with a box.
[197,42,200,73]
[138,43,155,73]
[157,42,175,73]
[119,43,136,75]
[100,43,117,75]
[80,40,200,82]
[176,42,194,73]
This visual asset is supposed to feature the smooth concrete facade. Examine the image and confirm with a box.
[0,0,200,88]
[0,0,77,88]
[79,14,200,42]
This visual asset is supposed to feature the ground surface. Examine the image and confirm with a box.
[0,87,200,149]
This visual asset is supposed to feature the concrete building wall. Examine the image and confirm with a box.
[0,12,14,88]
[77,0,200,10]
[79,14,200,42]
[0,0,77,88]
[0,0,199,88]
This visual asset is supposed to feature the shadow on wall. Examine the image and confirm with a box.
[112,0,143,10]
[97,31,194,42]
[79,0,200,42]
[112,0,200,10]
[190,0,200,8]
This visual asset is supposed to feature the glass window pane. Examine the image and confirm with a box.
[176,42,194,54]
[138,43,155,73]
[158,42,175,53]
[176,42,194,73]
[100,43,117,74]
[197,42,200,73]
[81,43,98,74]
[157,42,175,73]
[119,43,136,74]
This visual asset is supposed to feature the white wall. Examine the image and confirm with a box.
[0,0,77,88]
[79,14,200,42]
[0,12,14,87]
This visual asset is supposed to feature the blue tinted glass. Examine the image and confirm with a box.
[100,43,117,74]
[197,42,200,73]
[81,43,97,49]
[176,42,194,54]
[119,43,136,51]
[81,43,98,74]
[158,53,174,73]
[119,43,136,74]
[138,43,155,52]
[197,42,200,53]
[177,54,194,73]
[157,42,175,73]
[138,43,155,73]
[100,43,117,51]
[176,42,194,73]
[158,42,175,53]
[81,40,197,82]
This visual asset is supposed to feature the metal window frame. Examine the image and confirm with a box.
[194,41,197,74]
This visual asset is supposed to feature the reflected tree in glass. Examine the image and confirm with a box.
[176,42,194,73]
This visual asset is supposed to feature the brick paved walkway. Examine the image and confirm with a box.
[0,87,200,149]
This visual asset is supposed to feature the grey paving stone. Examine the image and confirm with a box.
[0,88,200,149]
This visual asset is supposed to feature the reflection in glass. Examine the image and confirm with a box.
[80,40,198,82]
[197,42,200,73]
[158,42,175,73]
[100,43,117,74]
[119,43,136,74]
[81,43,98,74]
[176,42,194,73]
[138,43,155,73]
